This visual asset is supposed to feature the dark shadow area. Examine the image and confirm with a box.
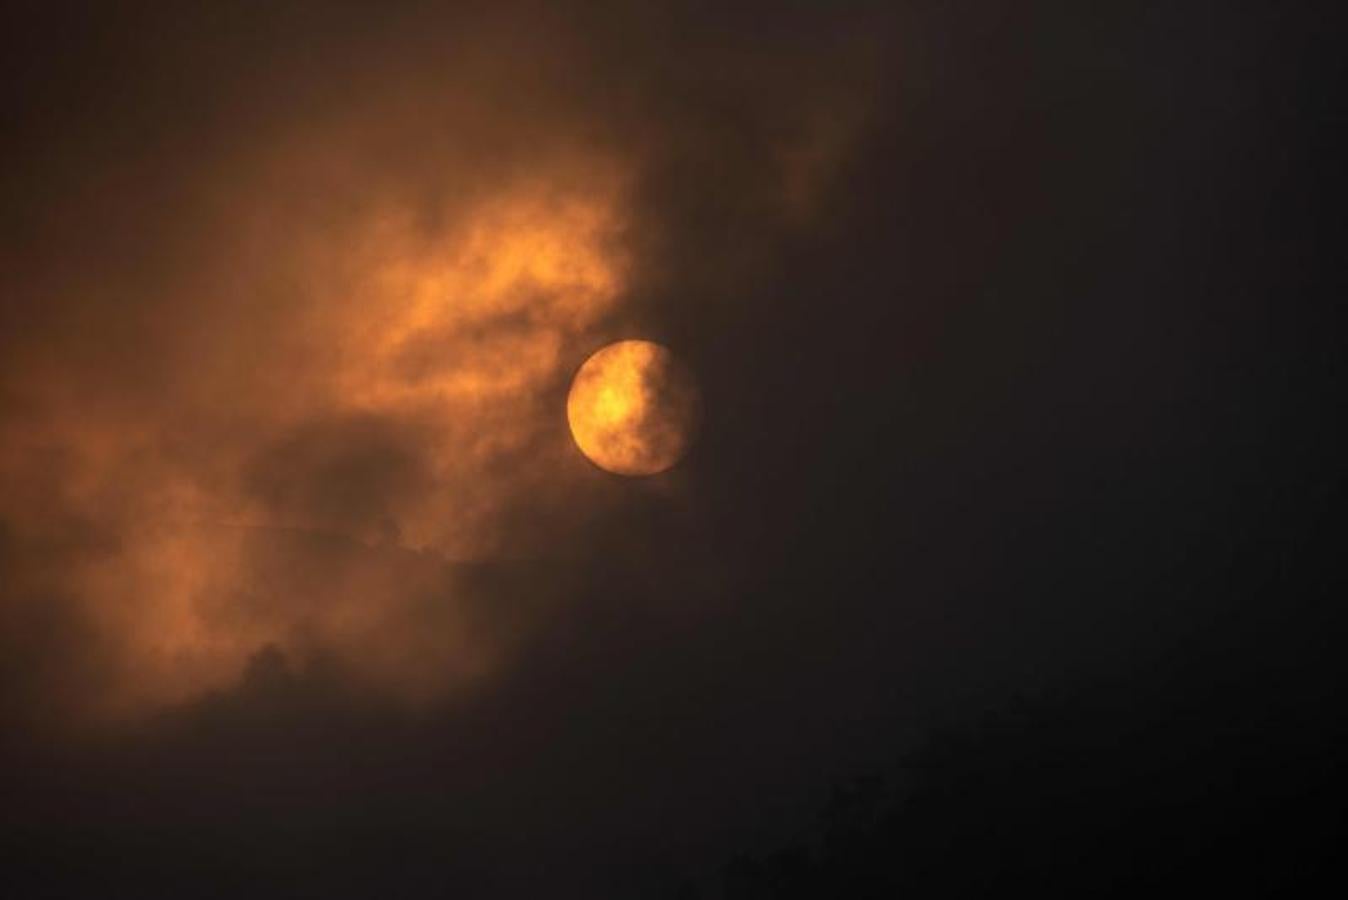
[705,502,1343,899]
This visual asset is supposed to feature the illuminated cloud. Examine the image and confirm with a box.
[0,1,879,722]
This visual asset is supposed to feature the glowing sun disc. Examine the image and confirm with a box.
[566,340,700,476]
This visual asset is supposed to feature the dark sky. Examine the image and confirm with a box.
[1,2,1342,897]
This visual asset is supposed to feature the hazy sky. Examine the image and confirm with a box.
[1,2,1339,897]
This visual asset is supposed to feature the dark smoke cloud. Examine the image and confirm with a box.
[2,1,1341,897]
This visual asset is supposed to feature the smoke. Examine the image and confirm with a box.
[0,0,884,721]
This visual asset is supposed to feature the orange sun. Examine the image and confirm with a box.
[566,340,701,476]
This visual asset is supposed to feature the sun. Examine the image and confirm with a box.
[566,340,700,476]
